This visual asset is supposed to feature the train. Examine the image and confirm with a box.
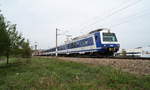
[38,28,120,57]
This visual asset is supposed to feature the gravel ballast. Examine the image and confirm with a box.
[58,57,150,75]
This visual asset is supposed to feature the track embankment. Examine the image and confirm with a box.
[57,57,150,75]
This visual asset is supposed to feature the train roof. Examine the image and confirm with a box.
[89,28,110,34]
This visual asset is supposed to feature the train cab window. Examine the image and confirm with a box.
[103,33,117,42]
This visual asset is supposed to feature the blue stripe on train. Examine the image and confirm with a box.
[59,47,119,54]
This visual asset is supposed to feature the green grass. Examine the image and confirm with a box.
[0,57,150,90]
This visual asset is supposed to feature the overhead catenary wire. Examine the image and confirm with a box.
[79,0,143,32]
[110,10,150,28]
[96,7,150,29]
[79,0,132,34]
[78,0,129,30]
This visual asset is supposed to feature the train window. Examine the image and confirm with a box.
[70,43,75,48]
[72,43,75,48]
[88,39,92,45]
[70,45,71,49]
[85,40,88,45]
[76,42,80,47]
[82,40,86,46]
[103,33,117,42]
[67,44,69,49]
[80,41,82,46]
[74,42,77,48]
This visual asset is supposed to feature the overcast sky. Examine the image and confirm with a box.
[1,0,150,49]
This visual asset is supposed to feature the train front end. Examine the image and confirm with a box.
[94,29,120,55]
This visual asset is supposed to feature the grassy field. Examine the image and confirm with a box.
[0,57,150,90]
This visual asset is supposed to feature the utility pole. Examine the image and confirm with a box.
[56,28,58,56]
[55,28,70,56]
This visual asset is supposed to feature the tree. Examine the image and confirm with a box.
[0,14,6,56]
[5,24,25,63]
[0,14,10,61]
[0,11,32,64]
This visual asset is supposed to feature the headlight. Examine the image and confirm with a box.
[117,44,120,47]
[110,45,114,47]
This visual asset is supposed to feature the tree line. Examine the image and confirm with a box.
[0,11,32,64]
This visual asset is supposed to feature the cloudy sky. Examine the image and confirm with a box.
[1,0,150,49]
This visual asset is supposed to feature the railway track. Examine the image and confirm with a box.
[109,57,150,60]
[62,56,150,60]
[38,55,150,61]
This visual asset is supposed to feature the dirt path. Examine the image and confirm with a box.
[58,57,150,75]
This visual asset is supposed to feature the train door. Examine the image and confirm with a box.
[94,32,101,47]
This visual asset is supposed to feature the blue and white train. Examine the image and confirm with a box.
[41,28,120,57]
